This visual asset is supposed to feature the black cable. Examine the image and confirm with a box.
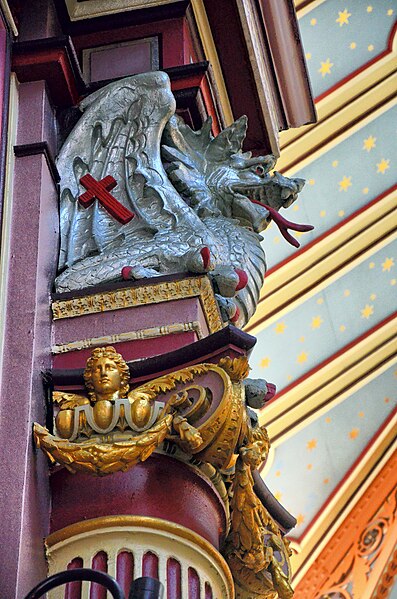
[23,568,125,599]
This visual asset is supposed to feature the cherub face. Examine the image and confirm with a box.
[91,357,121,396]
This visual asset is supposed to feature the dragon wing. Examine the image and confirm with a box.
[57,72,207,270]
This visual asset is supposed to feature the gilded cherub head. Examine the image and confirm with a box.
[84,346,130,402]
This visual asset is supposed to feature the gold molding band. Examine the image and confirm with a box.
[191,0,234,127]
[248,216,397,335]
[52,276,223,334]
[46,514,234,591]
[51,321,203,354]
[262,317,396,442]
[278,72,397,171]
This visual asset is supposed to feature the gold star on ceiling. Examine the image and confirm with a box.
[344,289,351,296]
[307,463,313,470]
[363,135,376,151]
[369,262,375,269]
[391,279,396,286]
[296,514,305,526]
[332,160,339,167]
[297,351,308,364]
[275,322,286,334]
[367,6,373,13]
[310,18,317,26]
[260,357,271,368]
[323,478,330,484]
[361,304,374,318]
[338,210,345,217]
[274,491,282,501]
[339,324,346,332]
[307,439,317,450]
[370,293,377,300]
[349,428,360,439]
[368,44,374,52]
[317,297,324,305]
[339,175,352,191]
[311,315,323,329]
[387,9,394,17]
[362,187,369,194]
[382,257,394,272]
[305,52,312,60]
[336,8,352,26]
[350,42,356,50]
[318,58,334,77]
[377,158,390,174]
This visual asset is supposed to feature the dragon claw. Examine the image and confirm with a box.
[235,268,248,291]
[121,266,133,280]
[200,246,211,270]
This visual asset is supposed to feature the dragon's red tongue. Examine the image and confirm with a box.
[263,204,314,248]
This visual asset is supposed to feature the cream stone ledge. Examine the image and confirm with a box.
[46,516,234,599]
[290,431,397,584]
[260,314,397,442]
[65,0,183,20]
[0,0,18,35]
[247,191,397,335]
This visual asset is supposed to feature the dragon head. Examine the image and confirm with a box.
[162,115,304,233]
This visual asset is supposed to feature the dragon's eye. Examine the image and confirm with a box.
[255,165,265,177]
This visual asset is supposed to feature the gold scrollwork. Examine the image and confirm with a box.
[51,276,223,334]
[34,415,173,476]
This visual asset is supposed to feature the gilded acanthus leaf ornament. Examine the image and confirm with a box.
[54,72,310,327]
[225,424,294,599]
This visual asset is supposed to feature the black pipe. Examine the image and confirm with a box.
[129,577,164,599]
[23,569,164,599]
[23,568,125,599]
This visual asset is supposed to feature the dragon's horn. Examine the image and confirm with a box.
[207,116,248,162]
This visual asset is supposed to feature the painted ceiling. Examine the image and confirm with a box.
[245,0,397,595]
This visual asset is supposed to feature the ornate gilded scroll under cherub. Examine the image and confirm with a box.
[34,349,295,596]
[34,347,247,476]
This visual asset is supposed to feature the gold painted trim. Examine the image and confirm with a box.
[280,95,397,175]
[65,0,184,21]
[0,75,18,378]
[0,0,18,36]
[295,0,326,17]
[278,72,397,171]
[261,317,397,441]
[248,213,397,335]
[235,0,280,156]
[280,38,397,151]
[46,514,234,593]
[52,276,223,334]
[191,0,233,127]
[52,320,203,354]
[291,430,397,582]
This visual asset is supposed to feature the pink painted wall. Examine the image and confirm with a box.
[0,81,59,598]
